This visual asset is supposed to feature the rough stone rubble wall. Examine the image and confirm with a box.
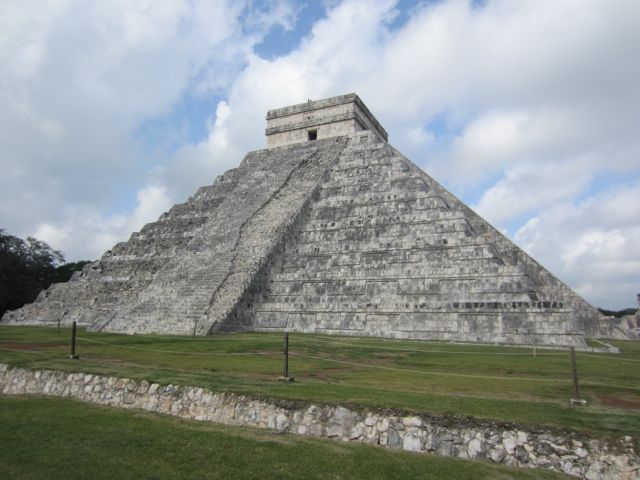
[246,132,602,346]
[598,295,640,340]
[1,364,637,480]
[599,315,640,340]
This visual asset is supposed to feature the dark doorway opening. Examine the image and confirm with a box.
[308,129,318,141]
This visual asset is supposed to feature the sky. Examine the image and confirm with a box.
[1,0,639,310]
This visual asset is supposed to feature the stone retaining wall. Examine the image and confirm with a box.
[1,364,637,480]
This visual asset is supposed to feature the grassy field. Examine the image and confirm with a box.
[1,325,639,441]
[0,396,567,480]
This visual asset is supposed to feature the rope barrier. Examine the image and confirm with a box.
[5,326,636,361]
[580,353,640,363]
[3,328,640,392]
[289,351,573,383]
[0,347,45,355]
[288,335,567,356]
[74,357,242,377]
[0,326,65,333]
[125,333,286,342]
[73,332,640,363]
[76,336,277,357]
[288,351,640,391]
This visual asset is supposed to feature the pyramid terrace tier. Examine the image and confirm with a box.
[248,310,583,347]
[266,274,537,296]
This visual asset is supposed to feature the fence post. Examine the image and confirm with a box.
[279,332,293,382]
[284,332,289,378]
[569,346,586,405]
[58,311,67,333]
[68,321,79,360]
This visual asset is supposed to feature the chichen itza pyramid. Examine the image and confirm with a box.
[2,93,606,346]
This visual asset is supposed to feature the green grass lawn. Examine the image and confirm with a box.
[0,396,567,480]
[1,325,639,440]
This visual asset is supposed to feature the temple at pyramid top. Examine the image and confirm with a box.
[265,93,388,147]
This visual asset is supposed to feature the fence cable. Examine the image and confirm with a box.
[288,335,567,356]
[288,351,640,391]
[3,328,640,391]
[76,335,276,357]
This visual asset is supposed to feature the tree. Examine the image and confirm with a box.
[597,307,638,318]
[0,229,88,317]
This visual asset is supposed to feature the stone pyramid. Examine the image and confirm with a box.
[2,93,604,346]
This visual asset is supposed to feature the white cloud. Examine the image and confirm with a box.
[210,101,232,151]
[1,0,639,309]
[195,0,640,308]
[0,0,295,259]
[33,223,68,249]
[474,159,593,224]
[515,183,640,309]
[32,184,172,260]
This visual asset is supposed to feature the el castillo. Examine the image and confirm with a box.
[2,93,633,346]
[1,94,640,480]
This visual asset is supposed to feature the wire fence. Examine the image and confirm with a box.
[76,336,277,357]
[1,323,639,395]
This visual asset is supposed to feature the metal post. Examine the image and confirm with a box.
[570,347,579,399]
[279,332,293,382]
[569,347,585,405]
[58,311,66,333]
[284,332,289,379]
[69,321,79,359]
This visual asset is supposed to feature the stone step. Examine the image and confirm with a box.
[289,235,488,255]
[328,159,408,177]
[277,260,511,281]
[310,197,449,218]
[267,275,534,296]
[298,218,474,243]
[311,190,438,209]
[325,165,413,184]
[302,209,466,231]
[254,298,568,316]
[270,265,528,282]
[319,177,428,198]
[282,244,502,270]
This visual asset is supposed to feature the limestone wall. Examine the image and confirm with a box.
[266,118,357,147]
[265,93,388,147]
[1,364,637,479]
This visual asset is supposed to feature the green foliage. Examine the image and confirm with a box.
[0,229,89,317]
[598,307,638,318]
[48,260,91,284]
[0,396,566,480]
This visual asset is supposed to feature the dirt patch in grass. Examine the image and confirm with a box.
[599,394,640,410]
